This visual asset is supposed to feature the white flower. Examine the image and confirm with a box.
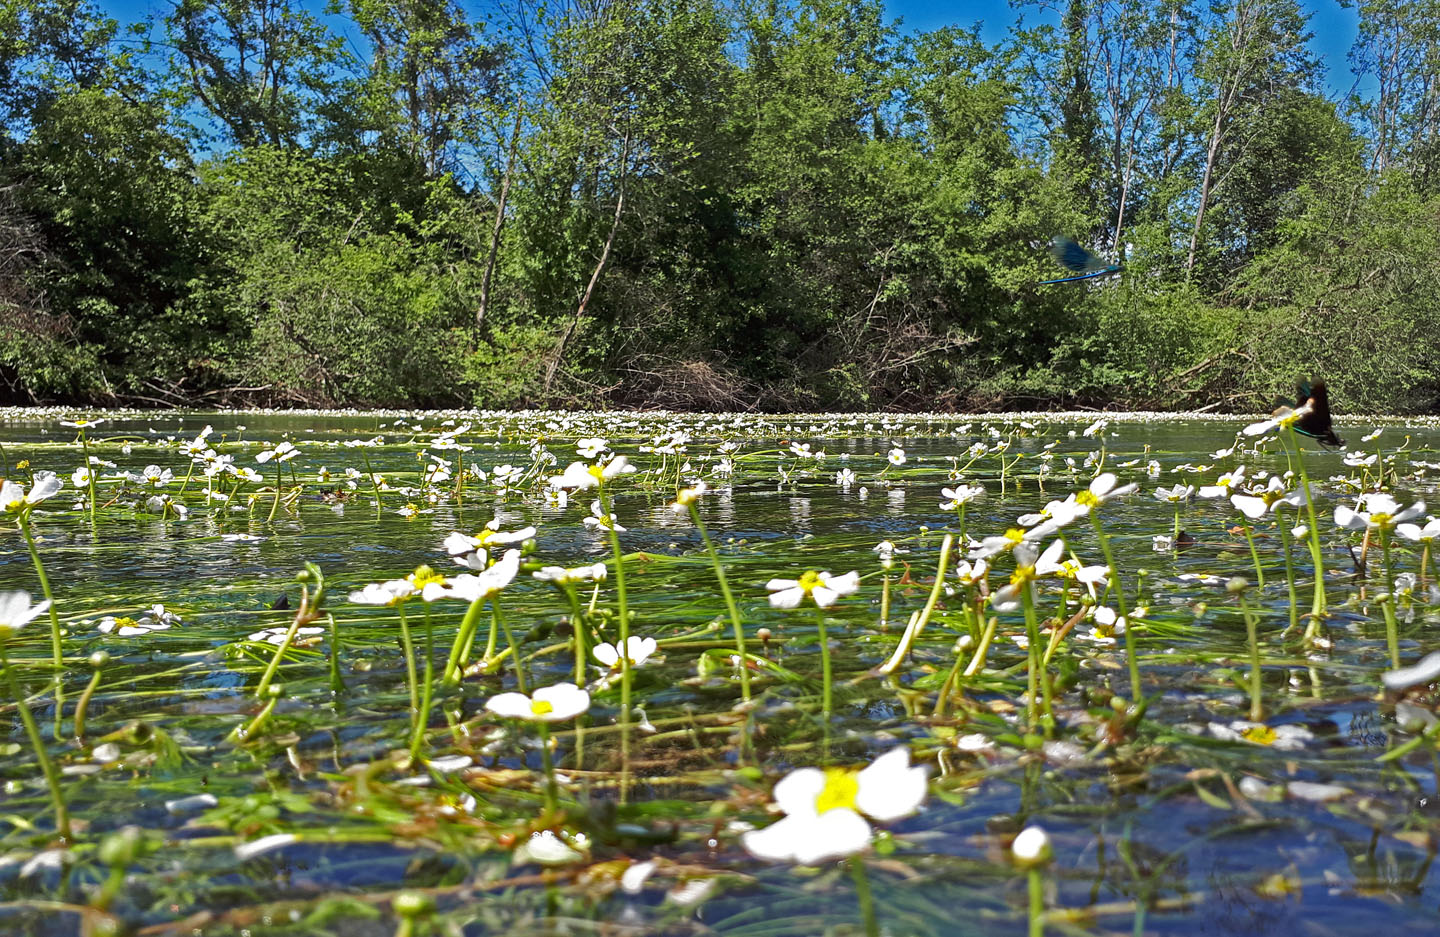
[954,557,989,586]
[671,480,708,510]
[1230,477,1303,519]
[0,592,50,636]
[835,468,857,486]
[348,579,416,606]
[485,683,591,722]
[532,562,608,584]
[742,748,927,864]
[766,570,860,609]
[60,417,106,429]
[1,473,63,512]
[1397,517,1440,543]
[887,447,907,467]
[1198,466,1247,499]
[594,636,658,668]
[991,541,1065,612]
[576,437,609,458]
[1012,826,1052,865]
[441,550,521,601]
[256,441,299,464]
[583,500,626,532]
[548,456,635,490]
[71,466,91,488]
[1152,483,1194,504]
[940,484,983,509]
[97,616,173,639]
[248,626,324,645]
[1334,494,1426,531]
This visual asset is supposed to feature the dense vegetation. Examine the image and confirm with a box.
[1,0,1438,413]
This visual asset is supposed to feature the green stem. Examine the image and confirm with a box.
[878,534,954,675]
[1021,583,1053,736]
[812,603,833,726]
[539,722,558,814]
[234,688,280,742]
[1240,520,1265,589]
[1239,590,1263,722]
[1380,525,1400,669]
[19,516,63,672]
[1284,425,1326,619]
[496,598,527,694]
[564,586,587,688]
[79,431,97,526]
[411,605,436,760]
[688,502,749,701]
[327,614,344,695]
[397,603,419,735]
[74,662,104,742]
[255,608,306,698]
[443,596,488,685]
[360,449,383,518]
[1279,520,1300,638]
[1028,866,1045,937]
[0,642,70,840]
[598,480,632,802]
[1090,512,1141,703]
[266,462,282,522]
[850,855,879,937]
[19,515,64,741]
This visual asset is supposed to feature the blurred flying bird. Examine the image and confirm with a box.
[1276,378,1344,448]
[1038,236,1121,284]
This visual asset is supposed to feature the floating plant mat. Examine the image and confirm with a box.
[2,407,1440,935]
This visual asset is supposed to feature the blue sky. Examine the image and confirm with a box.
[883,0,1364,97]
[99,0,1367,98]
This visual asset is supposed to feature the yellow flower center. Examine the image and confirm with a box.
[114,617,139,629]
[409,565,446,589]
[814,768,860,814]
[530,699,554,716]
[1241,725,1276,745]
[796,570,822,594]
[1004,528,1025,544]
[1076,491,1100,508]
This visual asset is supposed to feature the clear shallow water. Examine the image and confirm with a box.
[1,408,1440,935]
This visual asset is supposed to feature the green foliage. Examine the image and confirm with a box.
[3,0,1439,412]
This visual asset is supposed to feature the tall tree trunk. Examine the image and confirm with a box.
[543,133,630,394]
[1185,105,1225,276]
[474,108,523,346]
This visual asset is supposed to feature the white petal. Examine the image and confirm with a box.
[771,767,826,816]
[792,808,872,864]
[531,683,591,721]
[767,587,804,609]
[1334,505,1366,529]
[484,692,533,719]
[593,643,620,667]
[1034,540,1065,574]
[855,749,926,821]
[235,833,297,862]
[1395,501,1427,524]
[742,814,808,861]
[1231,495,1268,520]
